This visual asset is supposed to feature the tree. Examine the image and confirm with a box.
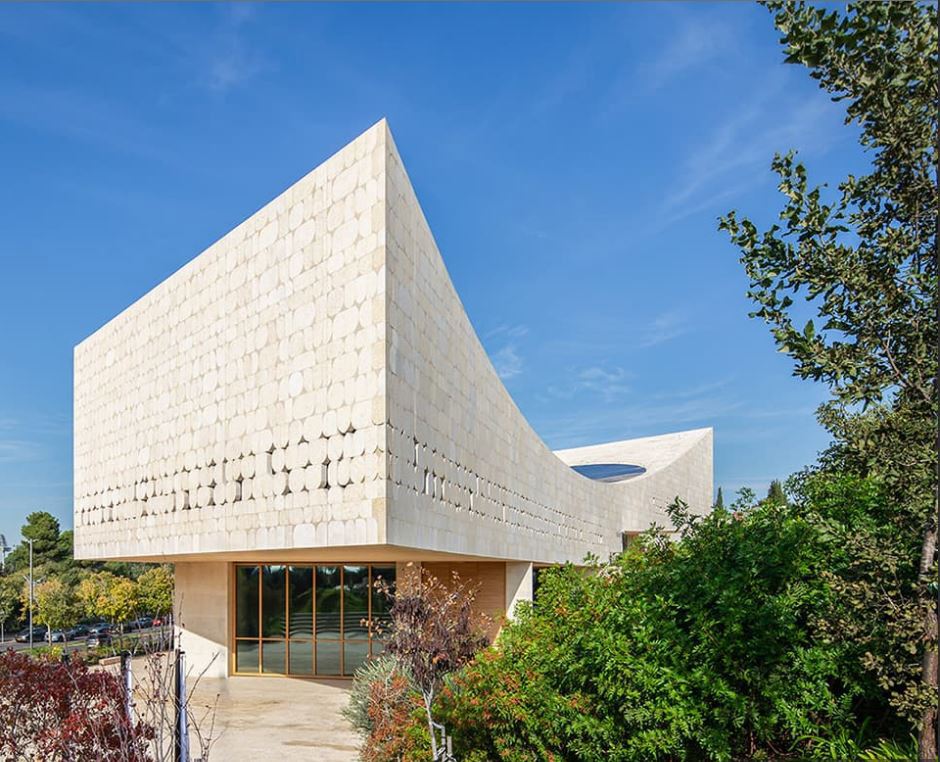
[137,565,173,617]
[4,512,66,573]
[33,578,77,644]
[440,496,899,761]
[100,577,139,626]
[98,577,140,646]
[77,571,118,622]
[714,486,725,509]
[380,568,489,760]
[719,2,938,755]
[0,576,20,643]
[766,479,786,505]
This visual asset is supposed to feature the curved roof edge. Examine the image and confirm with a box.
[553,428,713,480]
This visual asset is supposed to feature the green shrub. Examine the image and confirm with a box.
[439,492,905,761]
[343,654,430,762]
[857,736,918,761]
[343,654,413,737]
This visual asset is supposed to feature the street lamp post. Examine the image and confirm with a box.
[0,534,9,645]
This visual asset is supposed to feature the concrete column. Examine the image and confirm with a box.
[174,561,229,679]
[504,562,533,621]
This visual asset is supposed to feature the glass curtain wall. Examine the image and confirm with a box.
[234,564,395,676]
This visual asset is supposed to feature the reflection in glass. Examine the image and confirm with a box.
[371,566,395,636]
[344,640,369,675]
[370,638,386,658]
[262,640,286,674]
[236,640,259,673]
[289,566,313,638]
[343,566,369,639]
[289,641,314,675]
[235,566,259,638]
[234,563,398,677]
[316,640,341,675]
[316,566,341,638]
[261,566,287,638]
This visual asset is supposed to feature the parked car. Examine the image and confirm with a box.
[86,630,112,648]
[87,622,110,636]
[68,624,90,640]
[49,629,70,643]
[127,616,153,630]
[14,626,47,643]
[151,615,172,627]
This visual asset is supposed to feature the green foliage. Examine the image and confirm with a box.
[856,736,919,762]
[136,565,173,616]
[75,571,117,622]
[32,578,78,639]
[793,408,935,728]
[714,486,724,510]
[344,654,415,737]
[442,496,894,761]
[766,479,786,505]
[720,2,937,753]
[97,577,139,627]
[719,1,937,413]
[345,654,430,762]
[4,512,68,575]
[0,575,21,633]
[0,508,168,633]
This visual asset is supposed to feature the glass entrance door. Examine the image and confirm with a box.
[233,563,395,677]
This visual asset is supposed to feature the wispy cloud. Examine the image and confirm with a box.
[637,310,689,349]
[539,393,741,448]
[0,81,172,162]
[576,367,631,401]
[652,377,734,401]
[545,366,632,403]
[491,345,524,380]
[485,324,529,340]
[0,439,40,463]
[642,19,732,92]
[486,324,528,380]
[655,77,842,228]
[201,5,266,94]
[0,412,68,463]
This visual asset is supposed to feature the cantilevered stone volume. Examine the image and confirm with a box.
[73,120,713,679]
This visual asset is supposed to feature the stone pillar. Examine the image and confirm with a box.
[504,562,533,621]
[174,561,228,679]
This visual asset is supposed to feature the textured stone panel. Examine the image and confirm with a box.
[74,122,389,560]
[74,120,713,567]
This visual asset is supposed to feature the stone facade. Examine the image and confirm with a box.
[73,120,712,677]
[75,122,390,561]
[74,120,711,566]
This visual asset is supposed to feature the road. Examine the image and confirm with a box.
[0,625,170,655]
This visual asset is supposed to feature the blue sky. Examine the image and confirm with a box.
[0,3,866,542]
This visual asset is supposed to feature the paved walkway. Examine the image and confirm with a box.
[189,675,360,762]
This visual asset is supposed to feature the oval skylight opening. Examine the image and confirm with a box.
[571,463,646,483]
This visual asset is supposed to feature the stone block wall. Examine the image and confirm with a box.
[382,127,712,564]
[74,120,713,567]
[74,123,390,560]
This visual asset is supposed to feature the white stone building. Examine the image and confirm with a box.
[73,121,712,679]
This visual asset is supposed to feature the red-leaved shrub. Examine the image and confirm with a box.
[0,649,153,761]
[361,670,429,762]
